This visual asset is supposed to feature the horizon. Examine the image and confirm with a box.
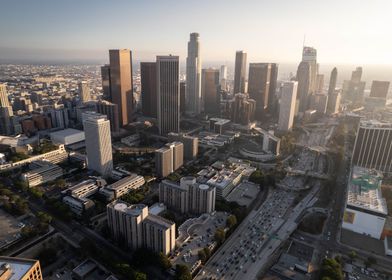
[1,0,392,65]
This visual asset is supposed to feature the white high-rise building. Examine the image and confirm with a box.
[78,81,91,103]
[157,55,180,135]
[155,141,184,178]
[279,81,298,131]
[185,33,202,115]
[83,115,113,176]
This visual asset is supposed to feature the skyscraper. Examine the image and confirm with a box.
[302,46,318,93]
[234,51,247,94]
[201,68,220,115]
[96,100,120,133]
[231,93,256,125]
[342,67,366,104]
[78,81,90,103]
[267,63,279,115]
[220,65,228,90]
[278,81,298,131]
[155,141,184,177]
[157,55,180,135]
[140,62,157,118]
[327,67,338,96]
[109,49,134,126]
[83,114,113,176]
[101,64,111,99]
[369,81,390,99]
[185,33,202,115]
[296,61,312,113]
[248,63,271,120]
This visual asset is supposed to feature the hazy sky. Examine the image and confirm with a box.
[1,0,392,64]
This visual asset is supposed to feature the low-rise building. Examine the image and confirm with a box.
[342,166,388,239]
[62,179,100,198]
[100,174,145,201]
[63,195,95,216]
[206,169,242,198]
[50,128,85,146]
[21,161,63,187]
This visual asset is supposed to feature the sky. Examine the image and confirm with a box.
[1,0,392,66]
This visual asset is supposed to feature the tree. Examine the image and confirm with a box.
[249,170,264,185]
[175,264,192,280]
[214,228,226,244]
[365,256,377,267]
[226,215,237,229]
[159,252,172,270]
[198,249,207,263]
[320,258,343,280]
[348,251,357,261]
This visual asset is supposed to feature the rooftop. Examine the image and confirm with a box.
[50,128,84,138]
[347,166,388,215]
[0,256,39,280]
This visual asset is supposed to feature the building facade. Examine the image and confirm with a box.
[185,33,202,115]
[278,81,298,131]
[234,51,247,94]
[109,49,134,126]
[157,55,180,135]
[83,114,113,176]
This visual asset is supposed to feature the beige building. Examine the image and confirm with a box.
[109,49,134,126]
[168,133,198,160]
[83,114,113,176]
[0,256,42,280]
[107,201,175,254]
[78,81,90,103]
[278,81,298,131]
[159,176,216,214]
[155,142,184,178]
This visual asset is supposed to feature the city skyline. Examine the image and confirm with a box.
[1,0,392,65]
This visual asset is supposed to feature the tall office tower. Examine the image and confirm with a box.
[0,84,13,135]
[327,67,338,96]
[201,68,220,115]
[220,65,228,90]
[0,256,43,280]
[316,74,324,93]
[107,201,175,254]
[278,81,298,131]
[326,89,341,115]
[166,141,184,171]
[109,49,134,126]
[48,108,69,129]
[180,82,186,114]
[78,81,91,103]
[96,100,120,133]
[168,132,198,160]
[352,121,392,173]
[231,93,256,125]
[296,61,312,113]
[155,146,173,178]
[301,46,318,93]
[369,81,390,99]
[83,115,113,176]
[140,62,157,118]
[157,55,180,135]
[342,67,366,104]
[234,51,247,94]
[351,66,362,83]
[267,63,279,115]
[185,33,202,115]
[101,64,111,100]
[248,63,272,120]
